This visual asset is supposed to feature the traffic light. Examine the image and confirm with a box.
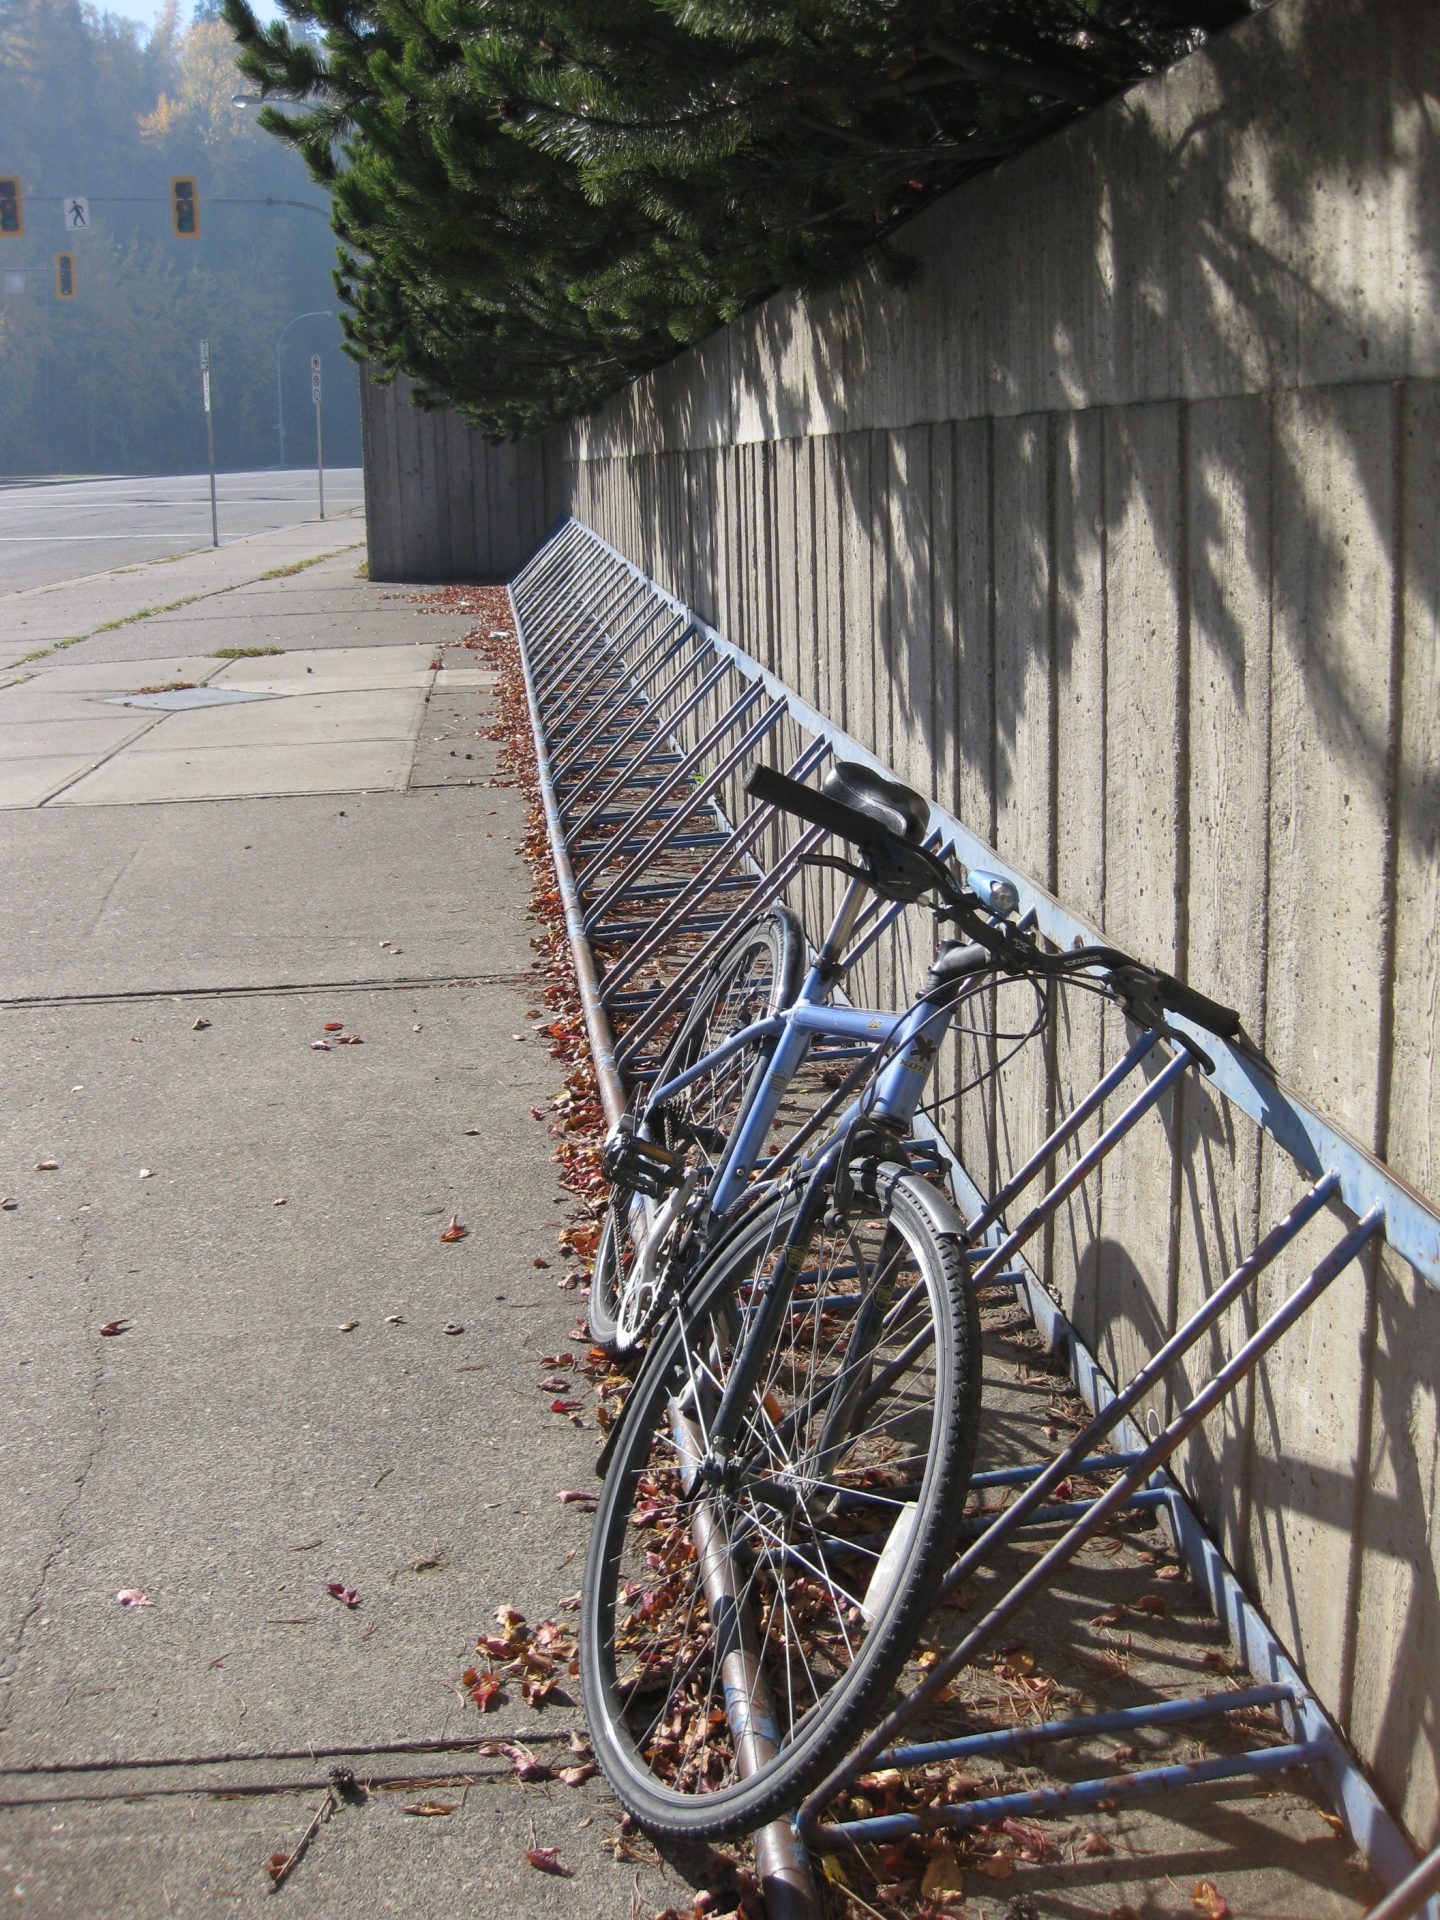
[170,176,199,237]
[55,252,76,300]
[0,176,22,236]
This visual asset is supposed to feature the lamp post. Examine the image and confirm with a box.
[275,309,331,469]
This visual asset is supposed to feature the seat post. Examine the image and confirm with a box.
[815,877,869,979]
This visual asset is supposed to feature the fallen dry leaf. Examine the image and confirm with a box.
[338,1320,359,1333]
[402,1801,458,1817]
[114,1589,153,1608]
[310,1040,332,1052]
[524,1847,571,1877]
[326,1582,361,1609]
[324,1022,344,1032]
[99,1319,130,1337]
[443,1322,465,1336]
[1192,1883,1231,1920]
[440,1216,469,1243]
[137,1168,155,1180]
[36,1159,58,1171]
[0,1197,16,1210]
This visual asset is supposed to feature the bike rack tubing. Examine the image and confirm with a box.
[799,1207,1384,1841]
[1364,1842,1440,1920]
[509,519,1440,1916]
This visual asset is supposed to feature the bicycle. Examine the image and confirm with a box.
[580,759,1241,1839]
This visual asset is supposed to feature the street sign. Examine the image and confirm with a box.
[310,353,321,402]
[63,197,90,233]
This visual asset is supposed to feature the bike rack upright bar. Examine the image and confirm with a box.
[507,518,1440,1920]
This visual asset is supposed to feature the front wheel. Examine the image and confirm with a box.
[580,1164,982,1839]
[587,906,803,1354]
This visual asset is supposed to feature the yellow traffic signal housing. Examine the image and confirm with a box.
[0,176,22,236]
[170,175,199,237]
[55,252,76,299]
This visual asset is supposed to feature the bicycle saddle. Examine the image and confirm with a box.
[820,760,931,845]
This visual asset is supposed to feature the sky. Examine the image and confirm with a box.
[101,1,285,35]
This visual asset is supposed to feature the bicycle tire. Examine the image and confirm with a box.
[580,1162,982,1838]
[588,905,803,1353]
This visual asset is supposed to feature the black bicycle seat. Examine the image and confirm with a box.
[819,761,930,845]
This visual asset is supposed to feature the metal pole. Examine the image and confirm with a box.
[275,340,286,469]
[199,339,218,549]
[273,311,331,472]
[312,354,324,518]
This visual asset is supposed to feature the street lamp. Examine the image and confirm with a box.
[275,309,331,468]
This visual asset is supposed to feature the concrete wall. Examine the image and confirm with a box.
[359,373,552,582]
[364,0,1440,1845]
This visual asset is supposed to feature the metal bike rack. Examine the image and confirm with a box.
[509,517,1440,1920]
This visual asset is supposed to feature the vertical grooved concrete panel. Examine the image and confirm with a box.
[1170,393,1273,1565]
[1093,402,1184,1435]
[1050,413,1109,1361]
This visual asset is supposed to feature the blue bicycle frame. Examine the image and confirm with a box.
[639,880,966,1231]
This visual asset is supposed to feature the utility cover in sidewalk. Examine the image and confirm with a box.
[105,687,276,711]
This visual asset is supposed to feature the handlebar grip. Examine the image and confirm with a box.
[1157,973,1242,1040]
[745,764,889,852]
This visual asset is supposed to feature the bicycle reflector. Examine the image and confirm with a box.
[170,176,199,237]
[0,177,22,235]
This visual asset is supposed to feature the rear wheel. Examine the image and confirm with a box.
[581,1164,982,1838]
[588,907,803,1353]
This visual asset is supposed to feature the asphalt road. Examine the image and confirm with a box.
[0,470,366,594]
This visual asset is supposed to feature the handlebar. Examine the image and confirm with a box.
[746,761,1243,1045]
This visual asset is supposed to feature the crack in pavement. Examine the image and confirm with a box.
[0,972,539,1012]
[0,1219,108,1741]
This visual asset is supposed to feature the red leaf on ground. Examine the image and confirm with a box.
[440,1216,469,1242]
[326,1582,361,1609]
[1192,1884,1231,1920]
[525,1848,571,1877]
[99,1319,130,1337]
[324,1022,344,1032]
[549,1399,581,1414]
[468,1672,502,1711]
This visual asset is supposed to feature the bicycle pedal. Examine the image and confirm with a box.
[601,1120,686,1198]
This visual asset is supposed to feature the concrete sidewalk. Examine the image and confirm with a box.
[0,516,704,1917]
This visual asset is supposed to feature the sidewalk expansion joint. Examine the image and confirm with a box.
[0,972,540,1012]
[0,1726,589,1808]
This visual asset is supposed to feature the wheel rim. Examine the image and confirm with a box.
[590,1193,952,1815]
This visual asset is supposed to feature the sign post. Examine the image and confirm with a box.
[310,353,324,520]
[199,339,219,548]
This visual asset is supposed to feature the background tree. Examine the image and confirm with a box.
[0,0,360,475]
[223,0,1252,439]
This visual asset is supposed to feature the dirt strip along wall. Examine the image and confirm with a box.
[361,0,1440,1845]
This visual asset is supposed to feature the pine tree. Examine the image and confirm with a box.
[222,0,1252,437]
